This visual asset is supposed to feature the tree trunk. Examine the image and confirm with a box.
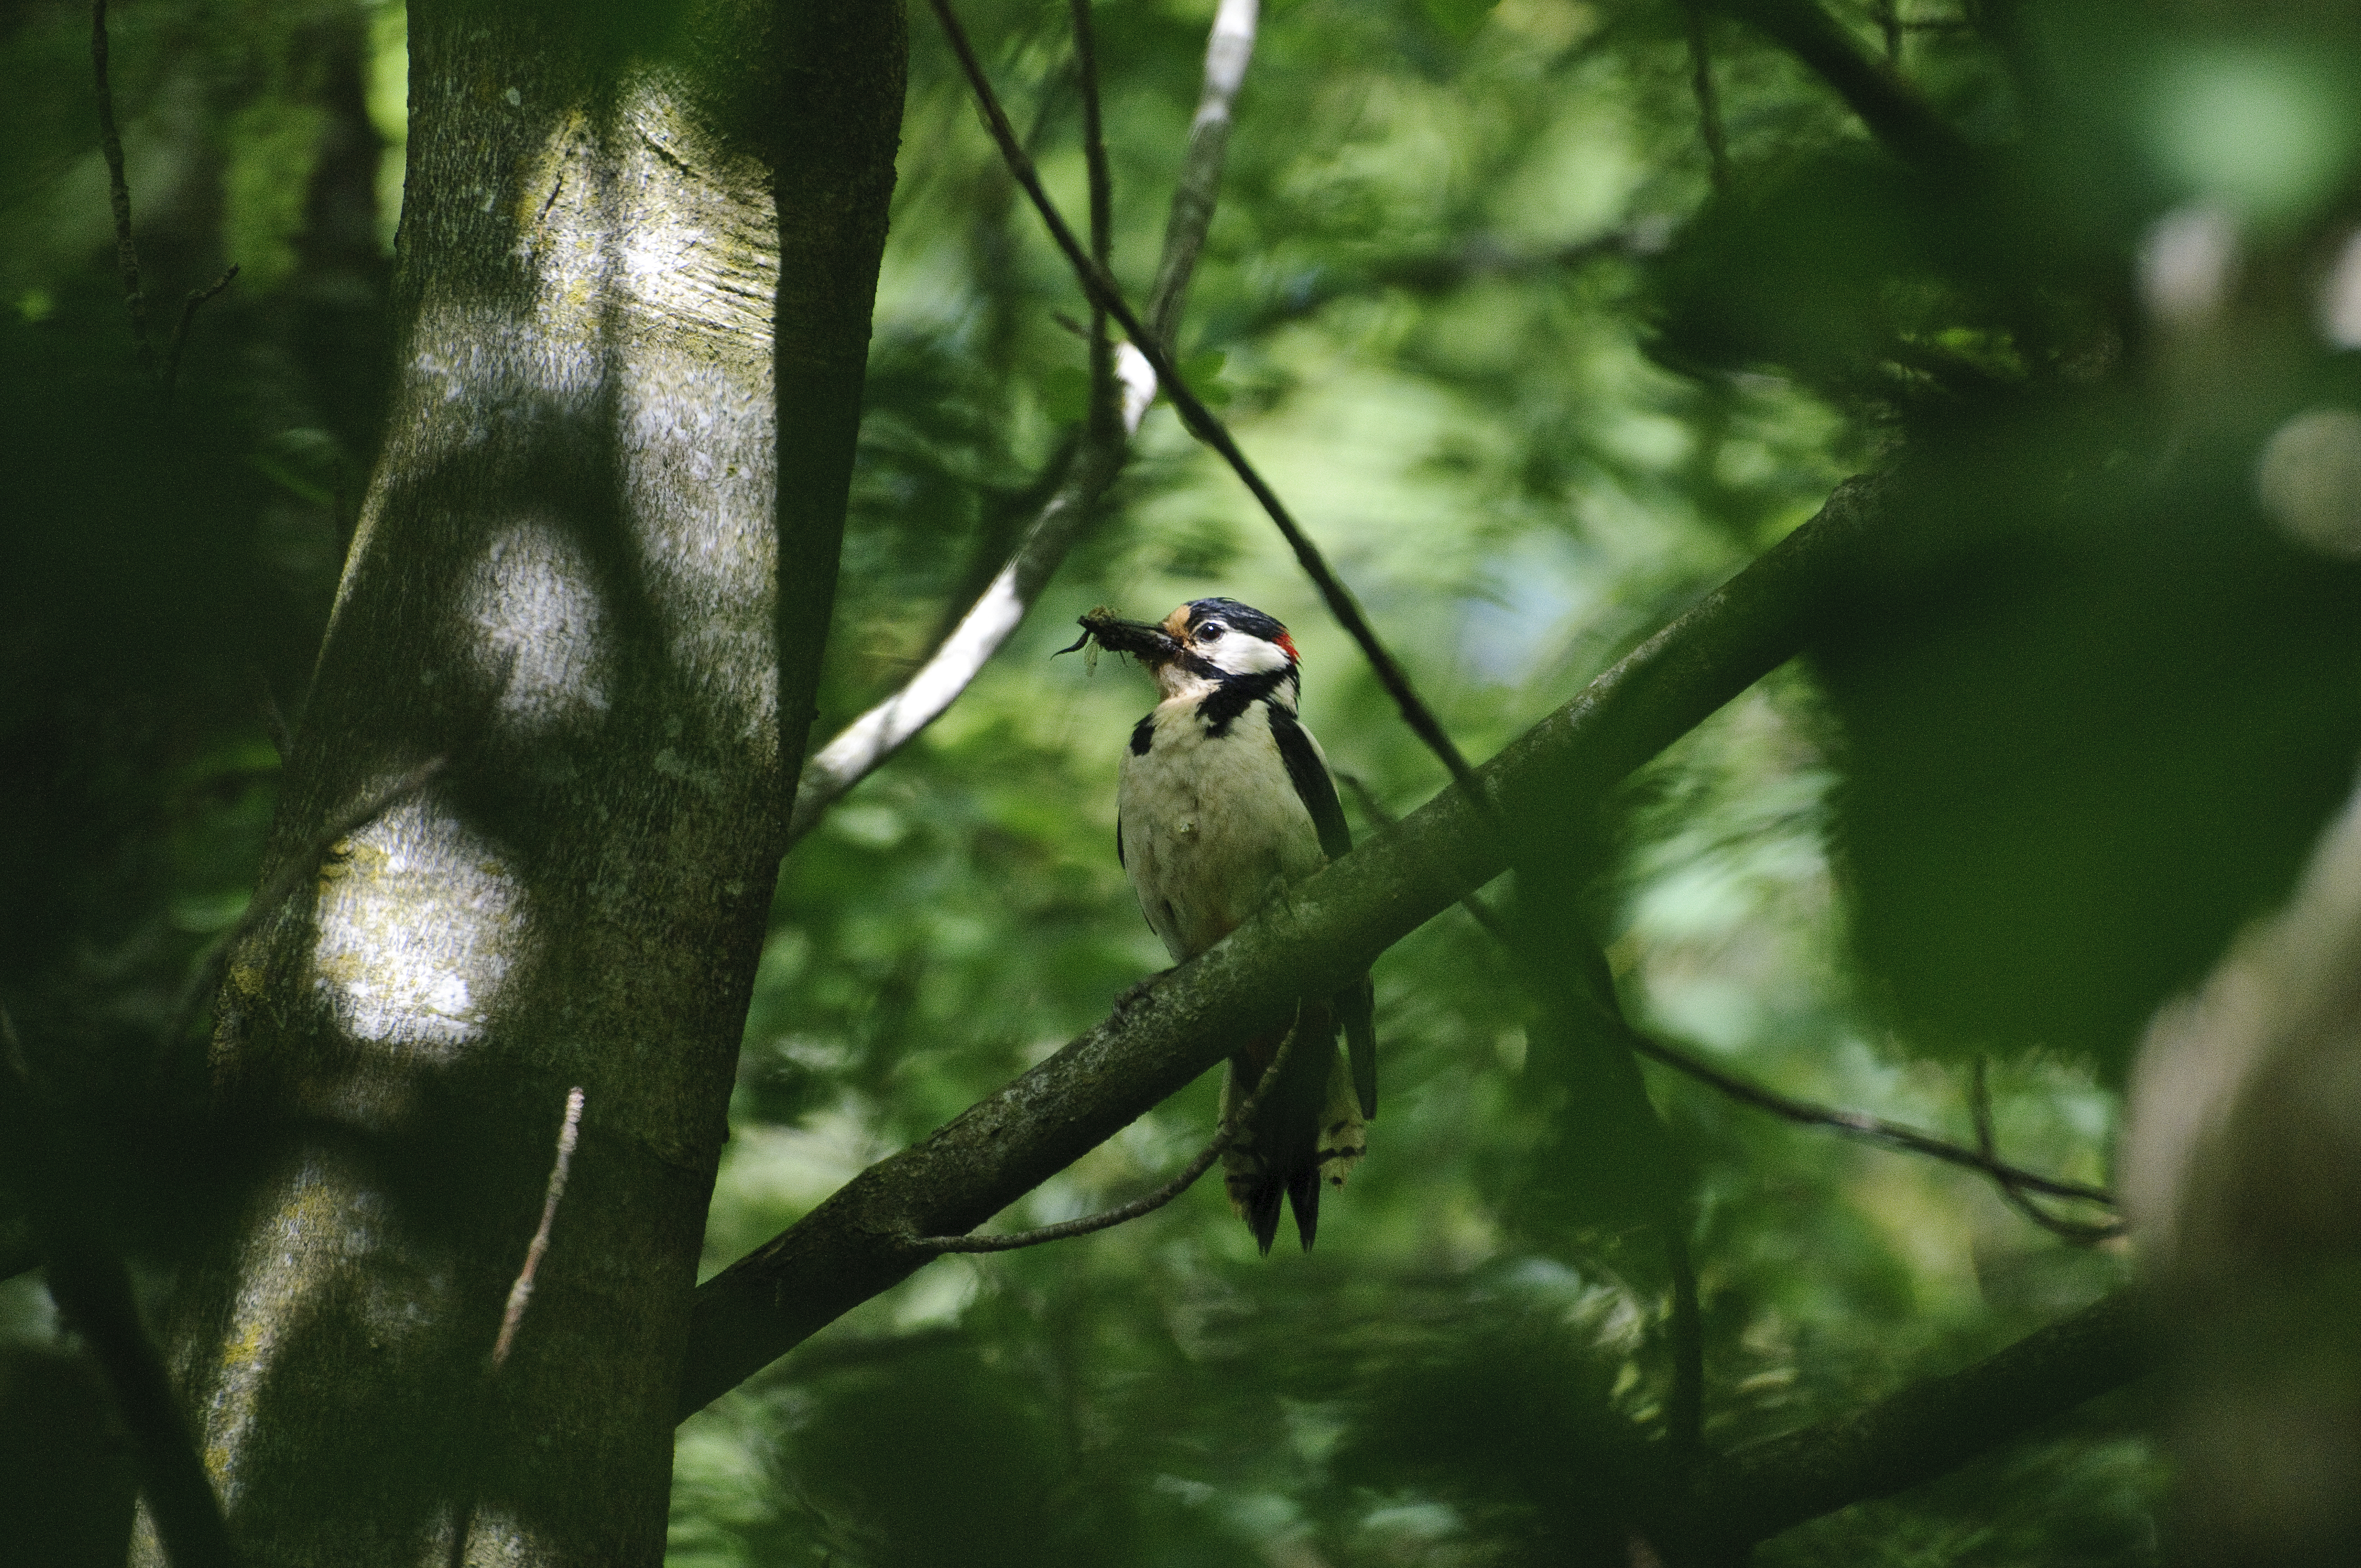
[138,3,903,1563]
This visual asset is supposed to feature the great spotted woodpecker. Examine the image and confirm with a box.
[1076,597,1377,1253]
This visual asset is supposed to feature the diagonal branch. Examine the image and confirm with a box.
[1,1009,238,1568]
[678,472,1892,1419]
[1676,1286,2151,1553]
[911,1023,1294,1252]
[1708,0,1976,173]
[784,0,1263,850]
[929,0,1485,798]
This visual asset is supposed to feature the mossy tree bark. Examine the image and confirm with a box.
[137,3,904,1563]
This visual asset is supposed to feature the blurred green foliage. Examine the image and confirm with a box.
[29,0,2361,1561]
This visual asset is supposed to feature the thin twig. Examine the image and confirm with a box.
[1684,4,1732,195]
[912,1025,1296,1252]
[1334,773,2120,1213]
[784,0,1264,849]
[1645,1031,2115,1204]
[91,0,155,382]
[491,1087,586,1368]
[1970,1058,2126,1244]
[931,0,1485,804]
[159,756,449,1072]
[1,1009,239,1568]
[1875,0,1901,63]
[163,264,240,409]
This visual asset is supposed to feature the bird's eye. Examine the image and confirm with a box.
[1198,623,1227,640]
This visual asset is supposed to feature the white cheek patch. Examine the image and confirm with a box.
[1207,635,1294,676]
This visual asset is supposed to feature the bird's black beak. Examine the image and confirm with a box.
[1058,608,1183,665]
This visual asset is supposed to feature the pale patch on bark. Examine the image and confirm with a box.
[192,1148,454,1512]
[466,519,615,726]
[307,793,529,1059]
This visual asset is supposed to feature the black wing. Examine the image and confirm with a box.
[1267,703,1377,1118]
[1266,703,1351,860]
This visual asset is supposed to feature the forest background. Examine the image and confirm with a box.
[6,0,2360,1564]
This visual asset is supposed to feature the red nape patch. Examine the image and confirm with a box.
[1275,631,1299,663]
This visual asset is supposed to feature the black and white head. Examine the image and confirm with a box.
[1150,597,1301,707]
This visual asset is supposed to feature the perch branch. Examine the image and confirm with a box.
[911,1026,1293,1252]
[679,472,1893,1419]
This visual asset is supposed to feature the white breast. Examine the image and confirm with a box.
[1119,698,1329,962]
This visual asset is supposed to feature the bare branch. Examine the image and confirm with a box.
[91,0,155,382]
[491,1087,586,1368]
[1634,1028,2115,1205]
[911,1025,1293,1252]
[1,1008,238,1568]
[1677,1287,2150,1553]
[1708,0,1976,172]
[680,474,1892,1418]
[929,0,1486,802]
[784,0,1263,847]
[160,756,448,1074]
